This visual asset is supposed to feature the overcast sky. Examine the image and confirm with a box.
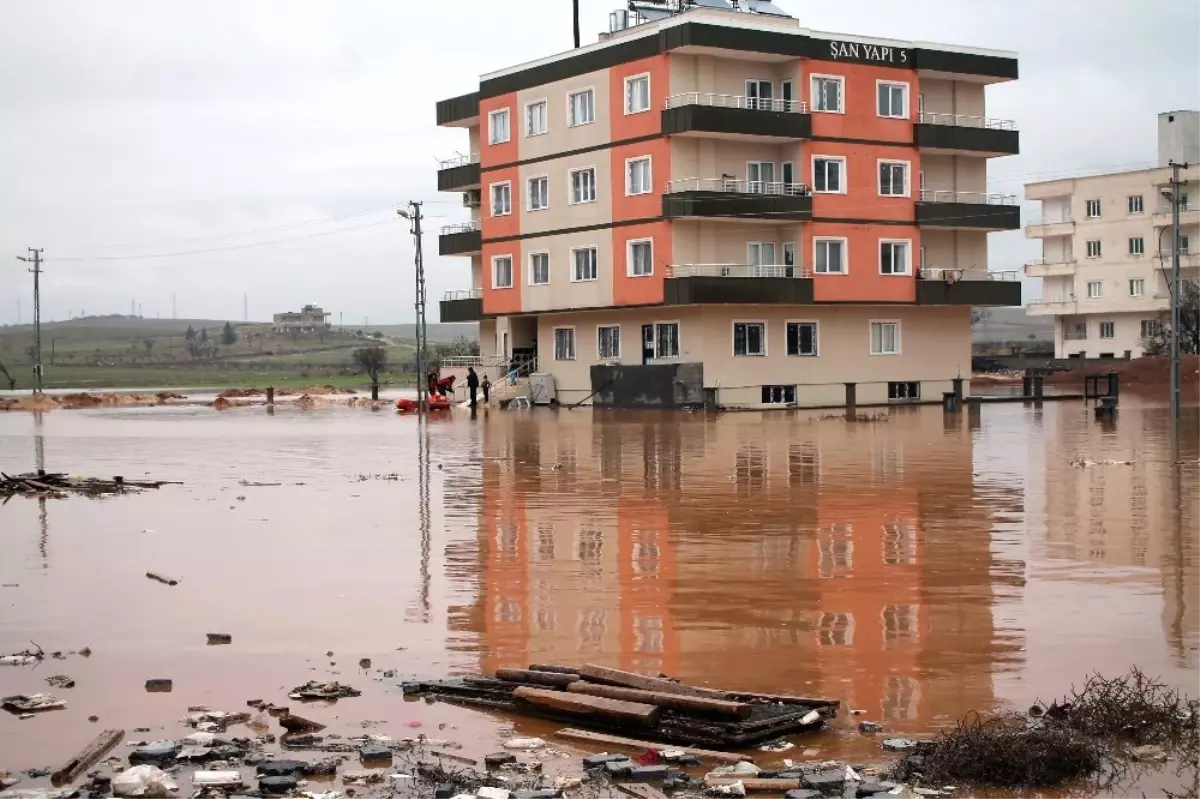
[1,0,1197,325]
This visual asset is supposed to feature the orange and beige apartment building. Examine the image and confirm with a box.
[435,0,1021,408]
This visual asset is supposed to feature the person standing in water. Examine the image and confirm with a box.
[481,374,491,406]
[466,367,479,409]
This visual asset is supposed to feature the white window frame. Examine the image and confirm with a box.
[491,254,514,290]
[1087,280,1102,299]
[879,239,912,275]
[810,73,845,114]
[747,241,777,267]
[870,320,901,356]
[625,156,652,196]
[489,180,512,217]
[878,159,911,198]
[1099,321,1115,339]
[488,108,510,145]
[570,245,598,283]
[568,166,597,205]
[1085,239,1102,259]
[528,250,550,286]
[553,326,576,361]
[627,237,654,278]
[813,236,849,275]
[1129,236,1144,256]
[732,320,768,358]
[876,80,909,119]
[597,324,621,360]
[567,87,596,127]
[652,321,680,359]
[524,99,548,137]
[786,320,819,357]
[526,174,549,212]
[1085,198,1101,218]
[1129,278,1145,297]
[624,73,650,115]
[811,155,846,194]
[1128,195,1144,214]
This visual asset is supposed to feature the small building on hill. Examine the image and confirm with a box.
[273,304,331,333]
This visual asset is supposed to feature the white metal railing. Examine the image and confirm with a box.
[1025,257,1077,267]
[664,93,807,114]
[667,264,812,279]
[1025,214,1074,227]
[920,268,1019,282]
[439,355,509,368]
[440,221,480,235]
[437,153,480,170]
[666,177,812,196]
[1030,295,1077,305]
[917,112,1017,131]
[1063,329,1087,341]
[443,289,483,301]
[919,189,1017,205]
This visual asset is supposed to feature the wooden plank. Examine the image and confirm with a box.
[526,663,579,675]
[614,783,670,799]
[495,668,579,688]
[513,686,660,727]
[704,776,803,791]
[567,681,751,720]
[553,727,751,763]
[577,664,711,698]
[722,690,840,707]
[52,729,124,786]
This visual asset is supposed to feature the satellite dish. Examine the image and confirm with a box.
[747,0,792,15]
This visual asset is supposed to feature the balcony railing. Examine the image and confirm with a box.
[917,112,1017,131]
[667,263,812,279]
[437,153,479,170]
[443,289,483,301]
[440,221,479,235]
[663,93,807,114]
[666,178,811,196]
[919,189,1017,205]
[920,268,1019,282]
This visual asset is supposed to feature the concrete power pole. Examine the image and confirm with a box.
[1168,161,1189,422]
[398,202,428,414]
[16,248,44,393]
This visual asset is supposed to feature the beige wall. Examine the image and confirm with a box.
[919,79,985,118]
[672,220,805,265]
[471,257,483,291]
[920,155,986,195]
[515,68,612,161]
[518,149,614,235]
[671,138,804,183]
[669,54,800,101]
[920,230,988,275]
[468,125,481,158]
[520,230,616,313]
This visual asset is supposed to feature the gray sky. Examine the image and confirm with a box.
[1,0,1196,325]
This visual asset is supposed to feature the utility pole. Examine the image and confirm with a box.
[398,201,428,414]
[172,293,177,319]
[16,248,44,393]
[573,0,581,48]
[243,292,248,323]
[1168,161,1188,422]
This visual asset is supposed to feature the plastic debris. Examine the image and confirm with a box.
[191,772,243,788]
[112,765,179,797]
[45,676,74,689]
[881,738,919,751]
[477,789,511,799]
[708,781,747,797]
[501,737,546,750]
[1,694,66,713]
[758,739,794,752]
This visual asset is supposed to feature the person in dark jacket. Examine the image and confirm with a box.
[466,367,479,409]
[481,374,491,405]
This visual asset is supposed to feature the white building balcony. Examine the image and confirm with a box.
[1023,258,1077,278]
[1152,205,1200,228]
[1026,295,1078,316]
[1025,213,1075,239]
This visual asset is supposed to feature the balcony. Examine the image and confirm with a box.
[1152,205,1200,228]
[439,222,481,256]
[915,190,1020,231]
[1025,213,1075,238]
[916,268,1021,306]
[663,264,814,305]
[913,112,1020,157]
[437,154,480,192]
[1026,295,1078,316]
[663,178,812,223]
[662,93,812,141]
[435,91,480,128]
[439,289,484,323]
[1023,258,1077,278]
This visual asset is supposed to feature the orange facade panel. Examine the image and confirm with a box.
[612,220,671,307]
[805,222,920,303]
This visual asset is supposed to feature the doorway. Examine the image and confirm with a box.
[642,324,654,364]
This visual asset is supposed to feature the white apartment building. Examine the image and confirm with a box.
[1026,111,1199,358]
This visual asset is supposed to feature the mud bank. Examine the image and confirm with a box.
[0,392,185,413]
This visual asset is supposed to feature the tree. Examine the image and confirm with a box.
[0,362,15,390]
[143,338,154,353]
[353,345,387,387]
[1143,279,1200,356]
[199,327,208,343]
[185,325,196,342]
[221,322,238,346]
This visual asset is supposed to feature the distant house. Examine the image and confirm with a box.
[273,304,331,333]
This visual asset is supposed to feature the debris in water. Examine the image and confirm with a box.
[111,765,178,798]
[145,572,178,587]
[1,471,178,499]
[206,633,232,645]
[1,693,67,713]
[290,681,361,700]
[144,679,173,693]
[45,675,74,689]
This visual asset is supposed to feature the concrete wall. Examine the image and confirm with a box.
[671,138,805,183]
[669,54,799,101]
[672,220,805,266]
[1158,110,1200,167]
[921,230,988,274]
[919,79,985,118]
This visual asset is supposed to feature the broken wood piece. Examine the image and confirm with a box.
[145,572,178,586]
[577,664,710,698]
[526,664,581,675]
[495,668,579,688]
[720,690,840,708]
[51,728,124,786]
[567,681,751,720]
[615,783,670,799]
[278,711,325,733]
[205,634,232,645]
[513,687,661,727]
[429,750,477,765]
[704,775,802,791]
[553,728,750,762]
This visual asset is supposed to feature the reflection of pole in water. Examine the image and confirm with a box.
[33,412,48,567]
[409,416,433,623]
[1166,431,1186,664]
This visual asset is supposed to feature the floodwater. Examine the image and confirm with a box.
[0,397,1197,797]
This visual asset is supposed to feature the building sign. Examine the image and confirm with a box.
[826,40,910,65]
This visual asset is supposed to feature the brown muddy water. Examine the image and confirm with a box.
[0,396,1197,797]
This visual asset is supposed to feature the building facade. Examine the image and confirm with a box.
[1025,111,1199,358]
[436,1,1021,408]
[272,304,332,333]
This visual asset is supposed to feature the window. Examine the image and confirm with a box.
[880,240,910,275]
[877,81,908,118]
[1086,239,1102,258]
[571,247,598,282]
[553,327,576,361]
[1141,320,1160,338]
[786,322,818,356]
[1130,278,1144,297]
[570,167,596,204]
[870,321,900,355]
[1181,234,1191,253]
[527,175,549,211]
[526,100,547,136]
[1128,195,1144,214]
[1087,281,1102,299]
[813,156,844,193]
[1085,199,1101,218]
[733,322,766,357]
[887,381,919,400]
[811,75,844,113]
[529,252,550,286]
[814,238,847,274]
[568,88,595,126]
[879,160,909,197]
[1129,236,1144,256]
[492,255,513,289]
[628,239,653,277]
[598,325,621,359]
[747,161,775,192]
[748,241,776,267]
[1100,321,1115,339]
[654,322,679,358]
[761,385,796,404]
[488,108,510,144]
[626,156,652,195]
[625,74,650,114]
[745,79,774,110]
[783,242,796,268]
[490,181,511,216]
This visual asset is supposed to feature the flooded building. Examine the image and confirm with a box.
[435,0,1021,409]
[272,304,332,333]
[1025,111,1200,358]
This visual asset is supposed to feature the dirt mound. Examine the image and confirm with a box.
[212,396,258,410]
[156,391,186,402]
[345,397,390,410]
[1045,355,1200,387]
[293,394,332,409]
[57,393,174,409]
[278,385,356,397]
[216,388,265,399]
[0,394,62,412]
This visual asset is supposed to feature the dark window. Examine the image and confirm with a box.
[733,322,766,356]
[887,381,920,401]
[761,385,796,404]
[786,322,818,356]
